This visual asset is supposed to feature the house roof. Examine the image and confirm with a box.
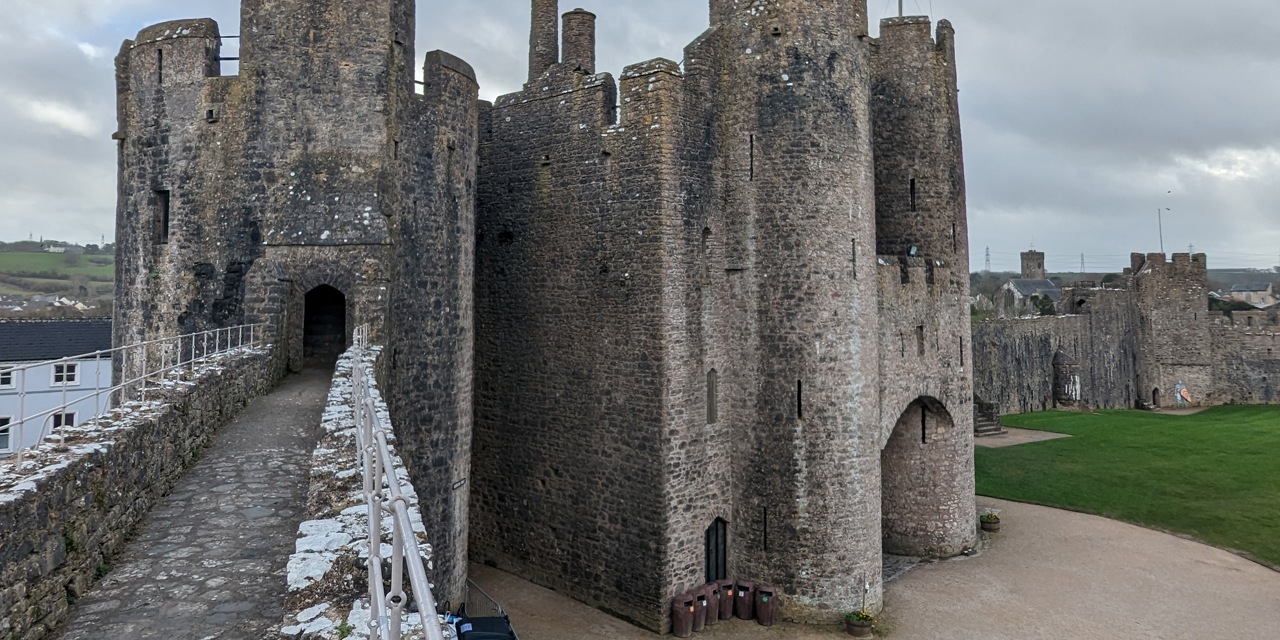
[1007,279,1062,302]
[0,319,113,362]
[1230,283,1273,293]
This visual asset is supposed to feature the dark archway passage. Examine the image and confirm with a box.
[881,396,955,556]
[1152,388,1161,408]
[303,285,346,366]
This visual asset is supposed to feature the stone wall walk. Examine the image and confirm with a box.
[54,369,329,639]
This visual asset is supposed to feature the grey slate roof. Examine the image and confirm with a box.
[0,319,113,362]
[1007,279,1062,302]
[1231,283,1273,293]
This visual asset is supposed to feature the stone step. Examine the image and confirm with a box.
[974,421,1007,437]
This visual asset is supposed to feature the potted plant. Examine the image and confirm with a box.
[980,513,1001,532]
[844,609,874,637]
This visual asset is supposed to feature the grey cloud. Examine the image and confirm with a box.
[1,0,1276,272]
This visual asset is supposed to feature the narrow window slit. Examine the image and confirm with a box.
[921,406,928,444]
[762,507,769,551]
[909,178,917,212]
[707,369,718,424]
[749,134,755,181]
[796,380,803,419]
[155,189,171,244]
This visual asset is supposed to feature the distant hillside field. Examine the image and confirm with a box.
[0,252,115,298]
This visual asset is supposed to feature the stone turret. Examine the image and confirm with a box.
[561,8,597,74]
[872,15,967,284]
[696,0,883,621]
[528,0,559,81]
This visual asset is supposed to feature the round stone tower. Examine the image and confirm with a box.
[871,16,967,284]
[707,0,883,621]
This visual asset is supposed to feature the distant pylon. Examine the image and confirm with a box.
[1081,253,1085,273]
[984,246,991,272]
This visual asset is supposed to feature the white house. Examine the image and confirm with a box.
[1228,283,1278,308]
[0,319,113,457]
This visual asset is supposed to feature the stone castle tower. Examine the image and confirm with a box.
[113,0,976,631]
[111,0,479,602]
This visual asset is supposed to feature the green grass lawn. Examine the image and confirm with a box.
[976,406,1280,568]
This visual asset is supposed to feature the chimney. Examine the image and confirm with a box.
[561,9,596,74]
[529,0,559,82]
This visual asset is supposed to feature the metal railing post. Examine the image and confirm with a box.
[14,368,26,469]
[94,351,103,420]
[140,342,148,403]
[348,327,445,640]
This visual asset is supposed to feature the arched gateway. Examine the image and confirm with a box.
[881,396,962,556]
[303,285,347,366]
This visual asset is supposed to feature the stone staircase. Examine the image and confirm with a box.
[973,397,1006,438]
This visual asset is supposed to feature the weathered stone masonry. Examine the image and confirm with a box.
[114,0,981,634]
[112,1,480,605]
[973,252,1280,416]
[472,0,976,631]
[0,349,276,639]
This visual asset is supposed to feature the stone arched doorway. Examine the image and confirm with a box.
[1152,388,1161,408]
[881,396,955,556]
[303,285,347,366]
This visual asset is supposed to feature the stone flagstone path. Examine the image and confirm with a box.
[55,369,329,640]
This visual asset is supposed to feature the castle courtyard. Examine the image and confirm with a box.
[474,498,1280,639]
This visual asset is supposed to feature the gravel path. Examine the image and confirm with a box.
[55,370,328,640]
[473,498,1280,639]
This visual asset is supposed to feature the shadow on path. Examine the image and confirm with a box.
[55,368,330,640]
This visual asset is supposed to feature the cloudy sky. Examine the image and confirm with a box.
[3,0,1278,272]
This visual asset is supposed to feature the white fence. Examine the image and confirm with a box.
[351,326,446,640]
[3,323,265,466]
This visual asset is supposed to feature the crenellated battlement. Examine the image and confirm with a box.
[1131,252,1209,282]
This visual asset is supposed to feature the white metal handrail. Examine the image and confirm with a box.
[2,323,266,468]
[351,331,445,640]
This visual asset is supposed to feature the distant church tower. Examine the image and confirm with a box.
[1022,250,1047,279]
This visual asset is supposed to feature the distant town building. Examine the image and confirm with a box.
[0,319,113,457]
[1227,283,1277,308]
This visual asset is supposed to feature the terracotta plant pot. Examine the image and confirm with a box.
[845,619,874,637]
[981,520,1001,532]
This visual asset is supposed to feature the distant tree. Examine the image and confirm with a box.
[84,244,101,254]
[1101,273,1121,285]
[1030,294,1057,317]
[1209,297,1255,314]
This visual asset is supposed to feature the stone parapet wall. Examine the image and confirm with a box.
[281,347,450,640]
[0,347,277,639]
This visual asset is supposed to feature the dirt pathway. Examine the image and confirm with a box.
[473,498,1280,639]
